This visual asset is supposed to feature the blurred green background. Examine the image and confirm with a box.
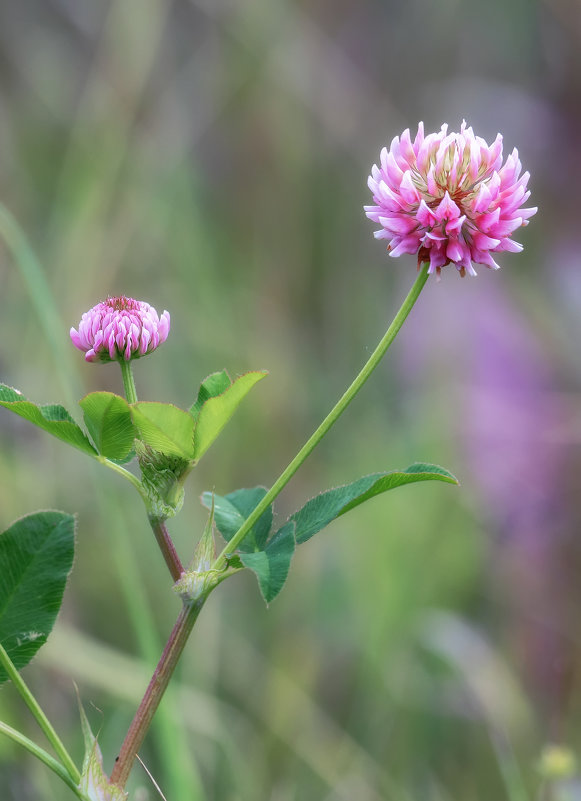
[1,0,580,799]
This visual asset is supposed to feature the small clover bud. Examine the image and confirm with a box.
[365,121,537,276]
[70,296,170,363]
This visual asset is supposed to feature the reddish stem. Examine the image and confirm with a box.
[109,599,204,789]
[150,518,184,581]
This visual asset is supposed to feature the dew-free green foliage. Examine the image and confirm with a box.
[202,464,457,602]
[190,370,232,422]
[191,370,268,460]
[0,385,96,456]
[0,372,267,493]
[0,511,75,683]
[0,1,553,797]
[131,401,196,460]
[290,463,459,544]
[239,522,296,604]
[79,392,136,461]
[202,486,290,602]
[207,486,273,552]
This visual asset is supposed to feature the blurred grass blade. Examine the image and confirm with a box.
[0,203,79,409]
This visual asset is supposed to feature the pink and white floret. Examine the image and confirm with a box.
[70,296,170,363]
[365,121,537,276]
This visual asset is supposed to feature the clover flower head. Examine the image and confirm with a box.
[365,121,537,276]
[70,296,170,363]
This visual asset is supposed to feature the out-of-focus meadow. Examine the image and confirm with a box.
[1,1,580,799]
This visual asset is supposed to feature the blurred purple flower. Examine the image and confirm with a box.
[365,121,537,276]
[71,296,170,363]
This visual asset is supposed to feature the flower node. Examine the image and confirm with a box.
[70,296,170,363]
[365,121,537,276]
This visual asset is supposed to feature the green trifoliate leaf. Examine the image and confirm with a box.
[78,698,128,800]
[192,370,268,461]
[0,384,96,456]
[290,463,459,544]
[131,402,196,460]
[201,487,273,552]
[0,511,75,683]
[240,521,296,604]
[190,370,232,423]
[79,392,136,461]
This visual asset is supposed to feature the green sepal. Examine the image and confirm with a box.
[78,695,128,800]
[290,463,459,544]
[201,487,272,552]
[79,392,136,461]
[0,384,96,456]
[174,500,218,603]
[174,498,245,603]
[136,442,191,520]
[0,511,75,683]
[240,521,296,604]
[191,494,216,573]
[192,370,267,461]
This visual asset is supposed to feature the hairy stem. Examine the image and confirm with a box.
[214,262,430,565]
[108,263,430,789]
[118,357,186,581]
[109,599,205,789]
[149,517,185,581]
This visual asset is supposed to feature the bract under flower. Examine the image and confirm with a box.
[70,296,170,363]
[365,121,537,276]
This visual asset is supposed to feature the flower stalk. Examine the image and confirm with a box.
[109,264,430,787]
[213,261,430,565]
[119,360,138,405]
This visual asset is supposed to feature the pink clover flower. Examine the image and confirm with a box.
[70,296,170,363]
[365,121,537,276]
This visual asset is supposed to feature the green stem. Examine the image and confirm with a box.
[0,720,88,799]
[0,643,81,784]
[109,599,205,789]
[118,344,186,584]
[119,359,138,405]
[106,264,429,789]
[214,262,430,566]
[96,455,147,499]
